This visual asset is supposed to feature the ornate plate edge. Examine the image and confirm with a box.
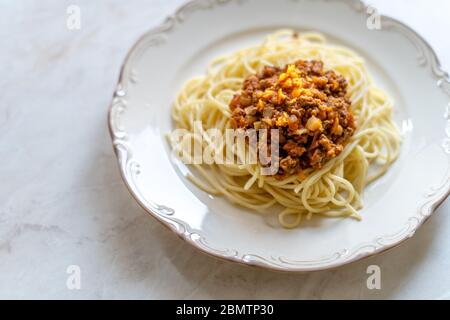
[107,0,450,272]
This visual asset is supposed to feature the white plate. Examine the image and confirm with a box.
[108,0,450,272]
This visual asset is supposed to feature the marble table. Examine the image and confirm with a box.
[0,0,449,299]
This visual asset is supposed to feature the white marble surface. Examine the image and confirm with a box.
[0,0,449,299]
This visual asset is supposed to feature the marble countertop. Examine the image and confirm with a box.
[0,0,449,299]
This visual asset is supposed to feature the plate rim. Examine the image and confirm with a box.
[107,0,450,272]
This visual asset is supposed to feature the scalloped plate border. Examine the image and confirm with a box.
[108,0,450,272]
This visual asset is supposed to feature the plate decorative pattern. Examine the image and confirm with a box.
[108,0,450,271]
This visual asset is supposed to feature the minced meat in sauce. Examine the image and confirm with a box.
[229,60,356,178]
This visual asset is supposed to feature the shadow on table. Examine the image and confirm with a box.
[157,204,444,299]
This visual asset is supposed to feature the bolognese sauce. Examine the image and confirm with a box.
[229,60,356,178]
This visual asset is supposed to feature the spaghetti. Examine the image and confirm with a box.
[170,30,401,228]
